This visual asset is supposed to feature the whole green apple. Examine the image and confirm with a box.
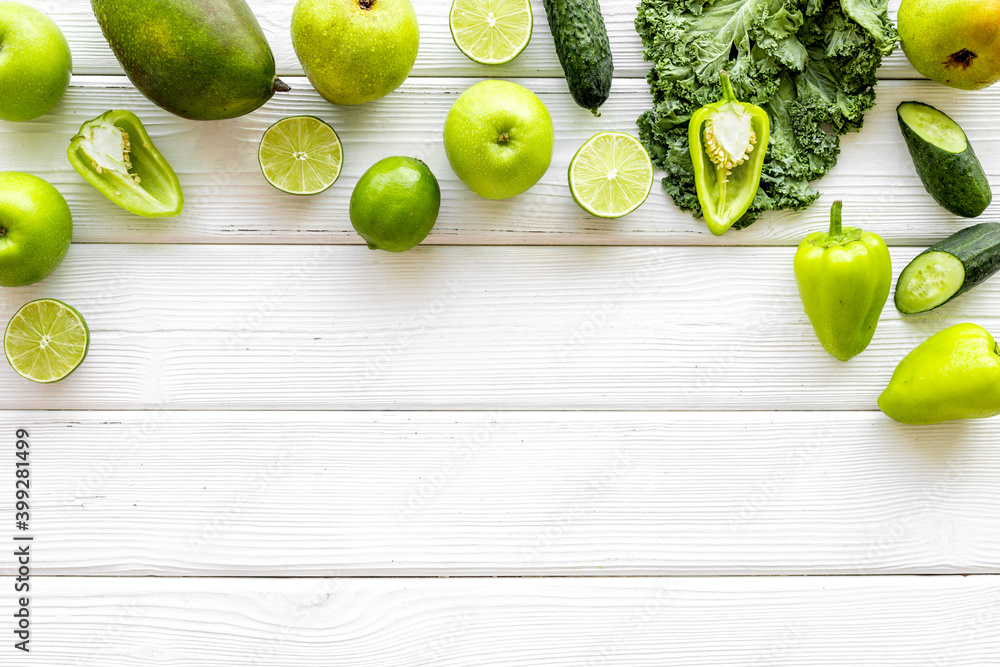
[443,80,554,200]
[291,0,419,106]
[899,0,1000,90]
[0,172,73,287]
[0,1,72,122]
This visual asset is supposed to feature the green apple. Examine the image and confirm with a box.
[291,0,419,106]
[0,172,72,287]
[443,80,554,200]
[899,0,1000,90]
[0,1,72,122]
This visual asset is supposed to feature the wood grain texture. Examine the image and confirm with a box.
[12,576,1000,666]
[29,0,920,80]
[0,411,997,576]
[3,78,997,247]
[0,245,998,411]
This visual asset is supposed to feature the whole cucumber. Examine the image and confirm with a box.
[92,0,289,121]
[542,0,614,116]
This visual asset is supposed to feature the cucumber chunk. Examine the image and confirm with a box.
[897,103,967,153]
[895,251,965,314]
[897,101,991,218]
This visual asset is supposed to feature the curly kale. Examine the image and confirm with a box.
[635,0,897,229]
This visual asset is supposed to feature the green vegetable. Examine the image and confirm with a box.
[879,323,1000,425]
[894,223,1000,314]
[794,201,891,361]
[689,72,770,236]
[91,0,290,121]
[542,0,613,116]
[897,101,992,218]
[635,0,897,229]
[68,110,183,218]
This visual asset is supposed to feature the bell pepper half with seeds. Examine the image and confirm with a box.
[68,110,183,217]
[688,71,770,236]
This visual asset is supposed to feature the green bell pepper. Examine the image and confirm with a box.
[879,323,1000,425]
[794,201,892,361]
[68,110,183,218]
[689,71,770,236]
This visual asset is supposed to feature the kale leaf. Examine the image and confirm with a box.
[635,0,897,229]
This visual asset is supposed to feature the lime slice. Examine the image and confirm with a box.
[4,299,90,384]
[569,132,654,219]
[258,116,343,195]
[449,0,533,65]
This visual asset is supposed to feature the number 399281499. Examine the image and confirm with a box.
[15,430,29,531]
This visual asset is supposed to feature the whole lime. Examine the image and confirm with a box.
[350,157,440,252]
[0,172,73,287]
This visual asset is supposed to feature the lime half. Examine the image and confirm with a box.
[449,0,533,65]
[258,116,343,195]
[4,299,90,384]
[569,132,654,219]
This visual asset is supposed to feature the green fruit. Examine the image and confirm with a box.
[91,0,289,121]
[291,0,419,106]
[350,157,440,252]
[0,1,72,122]
[898,0,1000,90]
[5,299,89,384]
[443,80,554,200]
[0,172,72,287]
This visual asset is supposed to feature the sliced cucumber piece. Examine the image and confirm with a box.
[897,102,967,153]
[895,251,965,314]
[894,223,1000,314]
[897,101,991,218]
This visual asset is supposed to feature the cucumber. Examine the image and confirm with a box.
[895,223,1000,314]
[542,0,613,117]
[897,101,992,218]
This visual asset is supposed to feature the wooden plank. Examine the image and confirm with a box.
[33,0,920,80]
[1,411,997,576]
[4,77,996,247]
[0,244,998,411]
[13,576,1000,665]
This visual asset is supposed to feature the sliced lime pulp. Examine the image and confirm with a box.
[449,0,533,66]
[258,116,343,196]
[569,132,654,219]
[4,299,90,384]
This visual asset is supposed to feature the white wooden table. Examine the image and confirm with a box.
[2,0,999,663]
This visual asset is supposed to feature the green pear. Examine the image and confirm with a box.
[291,0,419,106]
[898,0,1000,90]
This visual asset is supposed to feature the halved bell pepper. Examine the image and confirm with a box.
[68,110,183,218]
[794,201,892,361]
[689,71,770,236]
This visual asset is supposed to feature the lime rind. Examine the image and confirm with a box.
[449,0,533,66]
[258,116,343,196]
[569,132,654,219]
[4,299,90,384]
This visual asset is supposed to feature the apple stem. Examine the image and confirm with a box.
[498,132,509,145]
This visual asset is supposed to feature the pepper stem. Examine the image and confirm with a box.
[829,200,843,238]
[719,71,737,103]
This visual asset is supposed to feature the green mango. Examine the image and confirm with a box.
[92,0,289,120]
[878,323,1000,425]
